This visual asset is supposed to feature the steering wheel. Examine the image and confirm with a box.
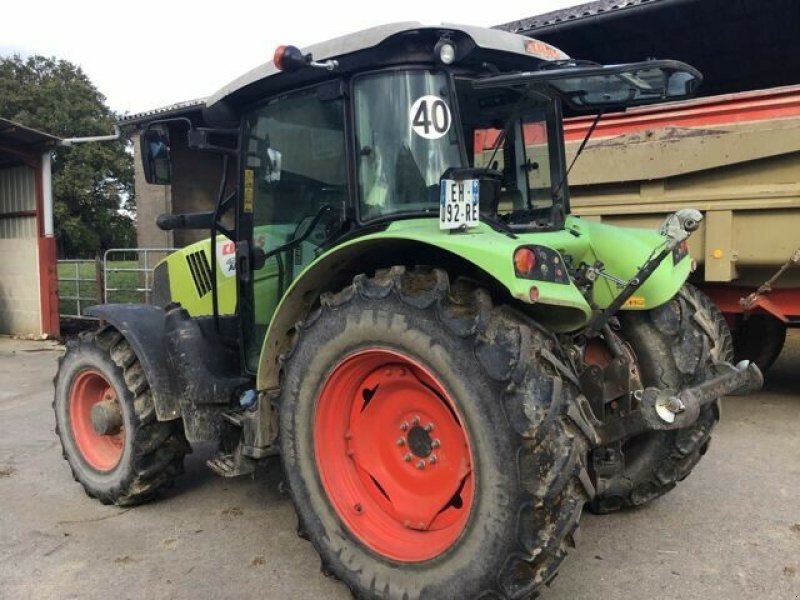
[291,203,343,247]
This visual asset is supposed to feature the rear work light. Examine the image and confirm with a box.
[513,248,536,275]
[513,246,570,284]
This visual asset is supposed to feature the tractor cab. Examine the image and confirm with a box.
[140,24,701,370]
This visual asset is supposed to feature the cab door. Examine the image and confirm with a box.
[238,82,348,371]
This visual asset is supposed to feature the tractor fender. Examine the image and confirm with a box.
[84,304,181,421]
[255,235,589,390]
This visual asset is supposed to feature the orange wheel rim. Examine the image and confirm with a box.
[313,349,474,562]
[68,369,124,471]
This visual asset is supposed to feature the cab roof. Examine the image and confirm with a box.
[206,22,568,111]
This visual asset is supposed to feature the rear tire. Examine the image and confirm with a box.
[54,328,190,506]
[279,267,591,599]
[590,284,733,514]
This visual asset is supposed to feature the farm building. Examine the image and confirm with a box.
[0,118,59,337]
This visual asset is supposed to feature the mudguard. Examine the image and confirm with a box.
[84,304,181,421]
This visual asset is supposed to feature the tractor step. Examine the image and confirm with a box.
[206,452,256,478]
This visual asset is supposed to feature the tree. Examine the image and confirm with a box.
[0,55,135,257]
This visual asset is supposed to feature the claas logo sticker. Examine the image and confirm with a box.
[216,242,237,278]
[524,40,561,60]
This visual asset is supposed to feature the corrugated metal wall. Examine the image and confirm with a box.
[0,165,36,238]
[0,164,41,335]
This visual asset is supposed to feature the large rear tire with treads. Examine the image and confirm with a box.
[279,266,591,599]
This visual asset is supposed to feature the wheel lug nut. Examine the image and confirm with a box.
[416,460,425,470]
[400,422,409,431]
[429,455,437,464]
[431,439,440,448]
[424,423,434,432]
[396,438,405,447]
[412,416,420,426]
[403,453,412,462]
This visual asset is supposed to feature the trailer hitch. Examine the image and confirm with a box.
[587,360,763,446]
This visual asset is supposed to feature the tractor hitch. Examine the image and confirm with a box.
[588,360,763,446]
[638,360,763,430]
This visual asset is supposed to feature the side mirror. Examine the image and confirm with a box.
[141,125,172,185]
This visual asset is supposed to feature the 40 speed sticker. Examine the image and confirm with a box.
[410,95,452,140]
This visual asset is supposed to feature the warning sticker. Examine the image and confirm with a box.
[623,296,646,308]
[216,240,237,278]
[410,95,452,140]
[243,169,254,213]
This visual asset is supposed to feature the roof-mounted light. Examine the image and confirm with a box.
[273,45,307,72]
[273,44,339,73]
[434,38,457,65]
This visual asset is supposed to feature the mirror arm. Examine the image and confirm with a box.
[156,211,214,231]
[187,128,239,156]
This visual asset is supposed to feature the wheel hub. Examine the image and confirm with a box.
[406,424,434,459]
[90,397,123,435]
[314,349,474,562]
[68,369,124,472]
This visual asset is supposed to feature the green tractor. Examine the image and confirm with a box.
[54,23,763,598]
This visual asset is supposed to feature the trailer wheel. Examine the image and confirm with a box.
[279,267,591,599]
[732,313,786,373]
[590,284,733,514]
[54,328,190,506]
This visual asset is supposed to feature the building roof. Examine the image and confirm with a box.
[0,118,61,150]
[496,0,800,99]
[497,0,669,35]
[0,118,61,167]
[118,99,206,127]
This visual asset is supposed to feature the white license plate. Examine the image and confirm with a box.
[440,179,480,230]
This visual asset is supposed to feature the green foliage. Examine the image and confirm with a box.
[0,55,136,257]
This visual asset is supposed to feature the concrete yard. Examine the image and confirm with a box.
[1,333,798,600]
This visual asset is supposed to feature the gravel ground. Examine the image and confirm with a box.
[1,332,798,600]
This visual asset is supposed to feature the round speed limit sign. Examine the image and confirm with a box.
[410,95,452,140]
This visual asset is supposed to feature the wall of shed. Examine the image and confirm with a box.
[133,129,236,251]
[0,165,42,335]
[133,136,173,250]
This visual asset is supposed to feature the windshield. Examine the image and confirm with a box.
[353,70,464,220]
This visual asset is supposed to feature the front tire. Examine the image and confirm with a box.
[54,328,190,506]
[590,284,733,513]
[279,267,591,599]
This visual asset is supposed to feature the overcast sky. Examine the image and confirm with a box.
[3,0,584,116]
